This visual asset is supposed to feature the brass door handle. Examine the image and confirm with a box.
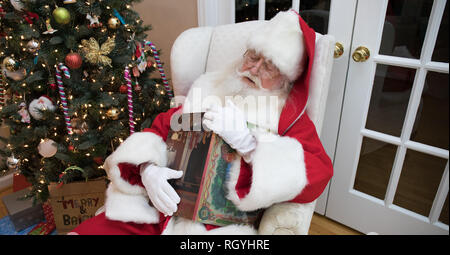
[334,42,344,58]
[352,46,370,62]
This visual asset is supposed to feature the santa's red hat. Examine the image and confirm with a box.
[246,10,307,82]
[246,10,316,135]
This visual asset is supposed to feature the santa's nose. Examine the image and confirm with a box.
[249,58,264,76]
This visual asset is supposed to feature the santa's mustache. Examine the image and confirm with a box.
[236,70,262,89]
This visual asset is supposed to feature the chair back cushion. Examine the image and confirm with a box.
[205,21,265,72]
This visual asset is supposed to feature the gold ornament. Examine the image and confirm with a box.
[80,37,115,66]
[2,57,18,71]
[106,107,120,120]
[53,7,71,25]
[26,39,41,54]
[3,67,27,81]
[108,17,120,29]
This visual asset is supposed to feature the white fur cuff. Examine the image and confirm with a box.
[104,131,168,195]
[105,184,161,224]
[102,131,169,223]
[226,131,307,211]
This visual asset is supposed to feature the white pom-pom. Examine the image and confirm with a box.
[28,96,56,120]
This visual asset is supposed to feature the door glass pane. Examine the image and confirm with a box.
[365,64,415,137]
[353,137,397,200]
[393,149,447,217]
[266,0,292,20]
[236,0,259,23]
[432,1,449,63]
[299,0,331,34]
[379,0,434,59]
[410,72,449,150]
[439,194,449,225]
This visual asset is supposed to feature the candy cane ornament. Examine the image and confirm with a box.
[0,70,5,108]
[55,63,72,135]
[124,66,134,134]
[143,40,173,98]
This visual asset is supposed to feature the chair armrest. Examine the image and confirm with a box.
[258,201,316,235]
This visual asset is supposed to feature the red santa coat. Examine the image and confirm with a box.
[72,14,332,235]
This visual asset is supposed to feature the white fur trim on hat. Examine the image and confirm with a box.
[246,10,306,82]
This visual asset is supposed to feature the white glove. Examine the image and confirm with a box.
[140,163,183,216]
[203,100,256,158]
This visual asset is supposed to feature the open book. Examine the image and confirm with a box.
[166,112,262,227]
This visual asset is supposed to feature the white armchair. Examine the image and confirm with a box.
[170,20,335,235]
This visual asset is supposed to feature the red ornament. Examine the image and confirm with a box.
[146,57,154,68]
[93,157,103,165]
[68,145,74,151]
[119,84,128,94]
[134,81,141,92]
[134,84,142,92]
[65,52,83,69]
[49,78,57,90]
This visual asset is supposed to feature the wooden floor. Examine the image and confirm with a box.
[0,186,361,235]
[0,186,13,220]
[309,213,361,235]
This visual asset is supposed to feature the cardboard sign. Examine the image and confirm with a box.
[48,178,107,234]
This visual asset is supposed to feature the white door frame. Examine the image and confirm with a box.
[315,0,358,215]
[197,0,235,26]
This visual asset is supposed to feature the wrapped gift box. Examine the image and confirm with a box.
[1,188,45,232]
[13,173,32,192]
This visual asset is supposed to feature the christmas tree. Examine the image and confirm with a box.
[0,0,172,202]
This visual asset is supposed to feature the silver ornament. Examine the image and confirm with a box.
[6,155,19,171]
[26,39,41,54]
[10,0,24,11]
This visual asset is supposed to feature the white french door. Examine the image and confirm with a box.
[198,0,449,234]
[327,0,449,234]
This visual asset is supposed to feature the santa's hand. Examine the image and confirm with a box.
[140,163,183,216]
[203,100,256,157]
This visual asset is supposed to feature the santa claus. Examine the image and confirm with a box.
[70,10,333,235]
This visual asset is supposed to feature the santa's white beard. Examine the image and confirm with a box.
[182,60,291,131]
[208,63,291,131]
[215,61,291,100]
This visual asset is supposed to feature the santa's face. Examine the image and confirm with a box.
[238,49,287,91]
